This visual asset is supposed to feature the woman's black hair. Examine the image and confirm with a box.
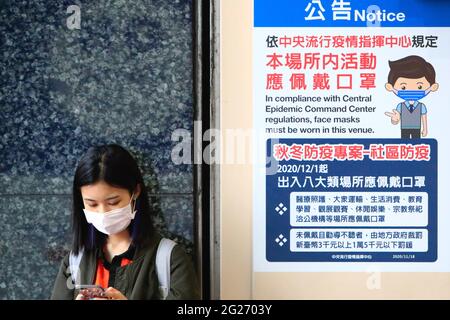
[71,144,155,254]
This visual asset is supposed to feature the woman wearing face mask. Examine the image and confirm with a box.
[50,144,200,300]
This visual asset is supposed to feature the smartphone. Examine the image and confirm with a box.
[75,285,105,299]
[75,284,104,290]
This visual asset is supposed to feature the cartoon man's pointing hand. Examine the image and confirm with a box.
[384,109,401,125]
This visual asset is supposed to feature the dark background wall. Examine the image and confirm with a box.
[0,0,194,299]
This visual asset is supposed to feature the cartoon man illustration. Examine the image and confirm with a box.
[385,55,439,139]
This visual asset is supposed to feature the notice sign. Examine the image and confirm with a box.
[266,139,437,262]
[253,0,450,272]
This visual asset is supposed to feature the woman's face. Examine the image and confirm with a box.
[81,181,134,213]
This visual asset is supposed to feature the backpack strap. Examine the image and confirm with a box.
[69,248,84,287]
[155,238,177,300]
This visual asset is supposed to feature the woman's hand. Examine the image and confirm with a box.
[93,287,128,300]
[76,287,127,300]
[75,293,88,300]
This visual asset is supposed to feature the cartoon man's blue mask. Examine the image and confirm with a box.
[394,88,431,101]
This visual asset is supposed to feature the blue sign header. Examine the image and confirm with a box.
[255,0,450,28]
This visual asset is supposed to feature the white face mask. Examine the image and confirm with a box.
[83,194,136,235]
